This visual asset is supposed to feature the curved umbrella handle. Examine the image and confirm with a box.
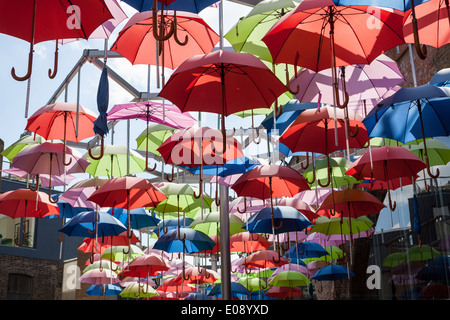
[214,187,221,207]
[48,154,59,204]
[305,169,316,185]
[88,136,105,160]
[317,167,332,188]
[237,197,247,214]
[347,119,359,138]
[173,11,188,46]
[387,188,397,212]
[29,174,39,192]
[411,0,427,60]
[300,152,310,170]
[426,161,440,179]
[122,245,130,255]
[165,165,174,182]
[193,173,203,199]
[48,40,59,79]
[275,100,283,117]
[152,0,175,41]
[11,47,34,82]
[62,142,73,167]
[177,228,186,241]
[272,253,281,264]
[145,155,157,172]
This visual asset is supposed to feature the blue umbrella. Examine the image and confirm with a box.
[184,156,258,177]
[284,241,329,262]
[208,282,250,298]
[89,67,109,160]
[429,68,450,87]
[108,207,161,229]
[156,217,194,236]
[244,206,314,235]
[184,292,213,300]
[332,0,430,11]
[261,101,316,135]
[153,228,215,253]
[85,284,122,296]
[416,256,450,281]
[58,211,127,238]
[363,84,450,178]
[312,264,355,281]
[46,195,93,219]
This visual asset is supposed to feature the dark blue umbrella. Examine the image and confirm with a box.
[244,206,314,235]
[108,207,161,229]
[208,282,250,298]
[183,156,258,177]
[312,264,355,281]
[153,228,215,253]
[89,67,109,160]
[85,284,122,296]
[184,292,213,300]
[58,211,127,238]
[284,241,329,261]
[416,256,450,281]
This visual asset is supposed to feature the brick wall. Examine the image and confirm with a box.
[0,254,64,300]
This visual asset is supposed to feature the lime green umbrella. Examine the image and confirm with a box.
[406,245,441,262]
[189,211,245,236]
[119,282,159,299]
[85,145,146,178]
[310,216,374,239]
[236,268,275,279]
[303,157,360,188]
[404,139,450,167]
[268,270,309,287]
[83,260,121,274]
[1,135,46,162]
[382,252,407,268]
[237,276,267,292]
[101,245,144,262]
[136,123,178,157]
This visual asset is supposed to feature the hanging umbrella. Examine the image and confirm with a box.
[382,252,408,268]
[173,266,220,284]
[303,157,360,188]
[276,197,318,223]
[0,0,113,81]
[25,102,98,166]
[284,241,329,262]
[2,168,76,190]
[0,189,59,245]
[265,285,303,298]
[153,228,215,253]
[110,10,219,70]
[108,207,161,230]
[268,270,309,287]
[311,264,355,281]
[243,250,289,269]
[404,139,450,168]
[346,146,426,210]
[229,196,268,218]
[416,256,450,281]
[406,244,441,262]
[79,268,120,285]
[244,205,314,235]
[135,123,178,157]
[11,142,90,202]
[189,211,245,237]
[85,145,147,178]
[363,84,450,178]
[208,282,250,298]
[1,134,45,163]
[59,177,109,210]
[85,283,122,296]
[120,282,159,299]
[403,0,450,59]
[101,245,145,263]
[229,232,272,254]
[236,276,268,292]
[88,176,167,240]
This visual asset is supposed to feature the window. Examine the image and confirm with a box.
[6,274,32,300]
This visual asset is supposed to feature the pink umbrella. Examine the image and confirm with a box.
[11,142,90,202]
[59,178,109,210]
[79,268,120,285]
[269,263,309,279]
[2,167,76,188]
[229,196,268,218]
[294,189,333,208]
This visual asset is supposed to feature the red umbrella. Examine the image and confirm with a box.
[279,106,369,187]
[276,197,319,223]
[110,10,219,70]
[346,146,427,210]
[232,164,310,247]
[158,49,288,151]
[243,250,289,269]
[230,232,271,254]
[265,285,303,298]
[87,176,167,239]
[0,189,59,245]
[403,0,450,59]
[173,266,220,284]
[358,176,418,191]
[25,102,98,166]
[0,0,113,81]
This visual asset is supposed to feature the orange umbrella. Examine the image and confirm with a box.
[173,266,220,284]
[0,189,59,245]
[229,232,271,254]
[243,250,289,269]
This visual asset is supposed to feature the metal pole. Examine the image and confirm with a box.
[218,0,231,301]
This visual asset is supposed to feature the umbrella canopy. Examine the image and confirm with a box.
[189,211,245,236]
[153,228,215,253]
[59,211,127,238]
[173,266,220,284]
[236,276,268,292]
[406,245,441,262]
[110,10,219,69]
[136,124,178,157]
[268,270,309,287]
[125,254,170,276]
[85,283,122,296]
[229,232,272,253]
[404,139,450,167]
[261,0,405,72]
[244,205,314,235]
[109,207,161,229]
[119,282,159,299]
[303,157,360,189]
[208,282,250,298]
[285,241,329,261]
[1,134,45,162]
[79,268,120,285]
[416,256,450,281]
[243,250,289,269]
[59,177,109,210]
[312,264,355,281]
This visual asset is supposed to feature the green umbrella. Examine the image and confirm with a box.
[101,245,144,262]
[382,252,407,268]
[135,123,178,157]
[310,216,374,242]
[303,157,360,188]
[406,245,441,262]
[237,276,267,292]
[83,260,121,274]
[189,211,245,237]
[404,139,450,167]
[1,135,46,162]
[119,282,159,299]
[85,145,146,178]
[268,270,309,287]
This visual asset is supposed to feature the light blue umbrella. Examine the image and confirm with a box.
[108,207,161,229]
[59,211,126,238]
[85,283,122,296]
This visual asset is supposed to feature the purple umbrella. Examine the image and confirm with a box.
[2,167,76,188]
[107,100,197,173]
[290,54,404,112]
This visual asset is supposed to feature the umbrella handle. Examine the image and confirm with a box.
[62,141,73,167]
[88,137,105,160]
[317,167,332,188]
[165,165,174,182]
[300,152,310,170]
[122,245,130,255]
[272,253,281,264]
[152,0,175,41]
[285,56,300,95]
[305,169,316,185]
[14,220,26,246]
[237,198,247,213]
[173,11,188,46]
[57,232,64,243]
[275,100,283,117]
[346,119,359,138]
[215,187,221,207]
[29,174,39,192]
[426,164,440,179]
[296,246,305,256]
[48,40,59,79]
[193,176,203,199]
[177,228,186,241]
[410,0,427,60]
[387,188,397,212]
[48,154,59,204]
